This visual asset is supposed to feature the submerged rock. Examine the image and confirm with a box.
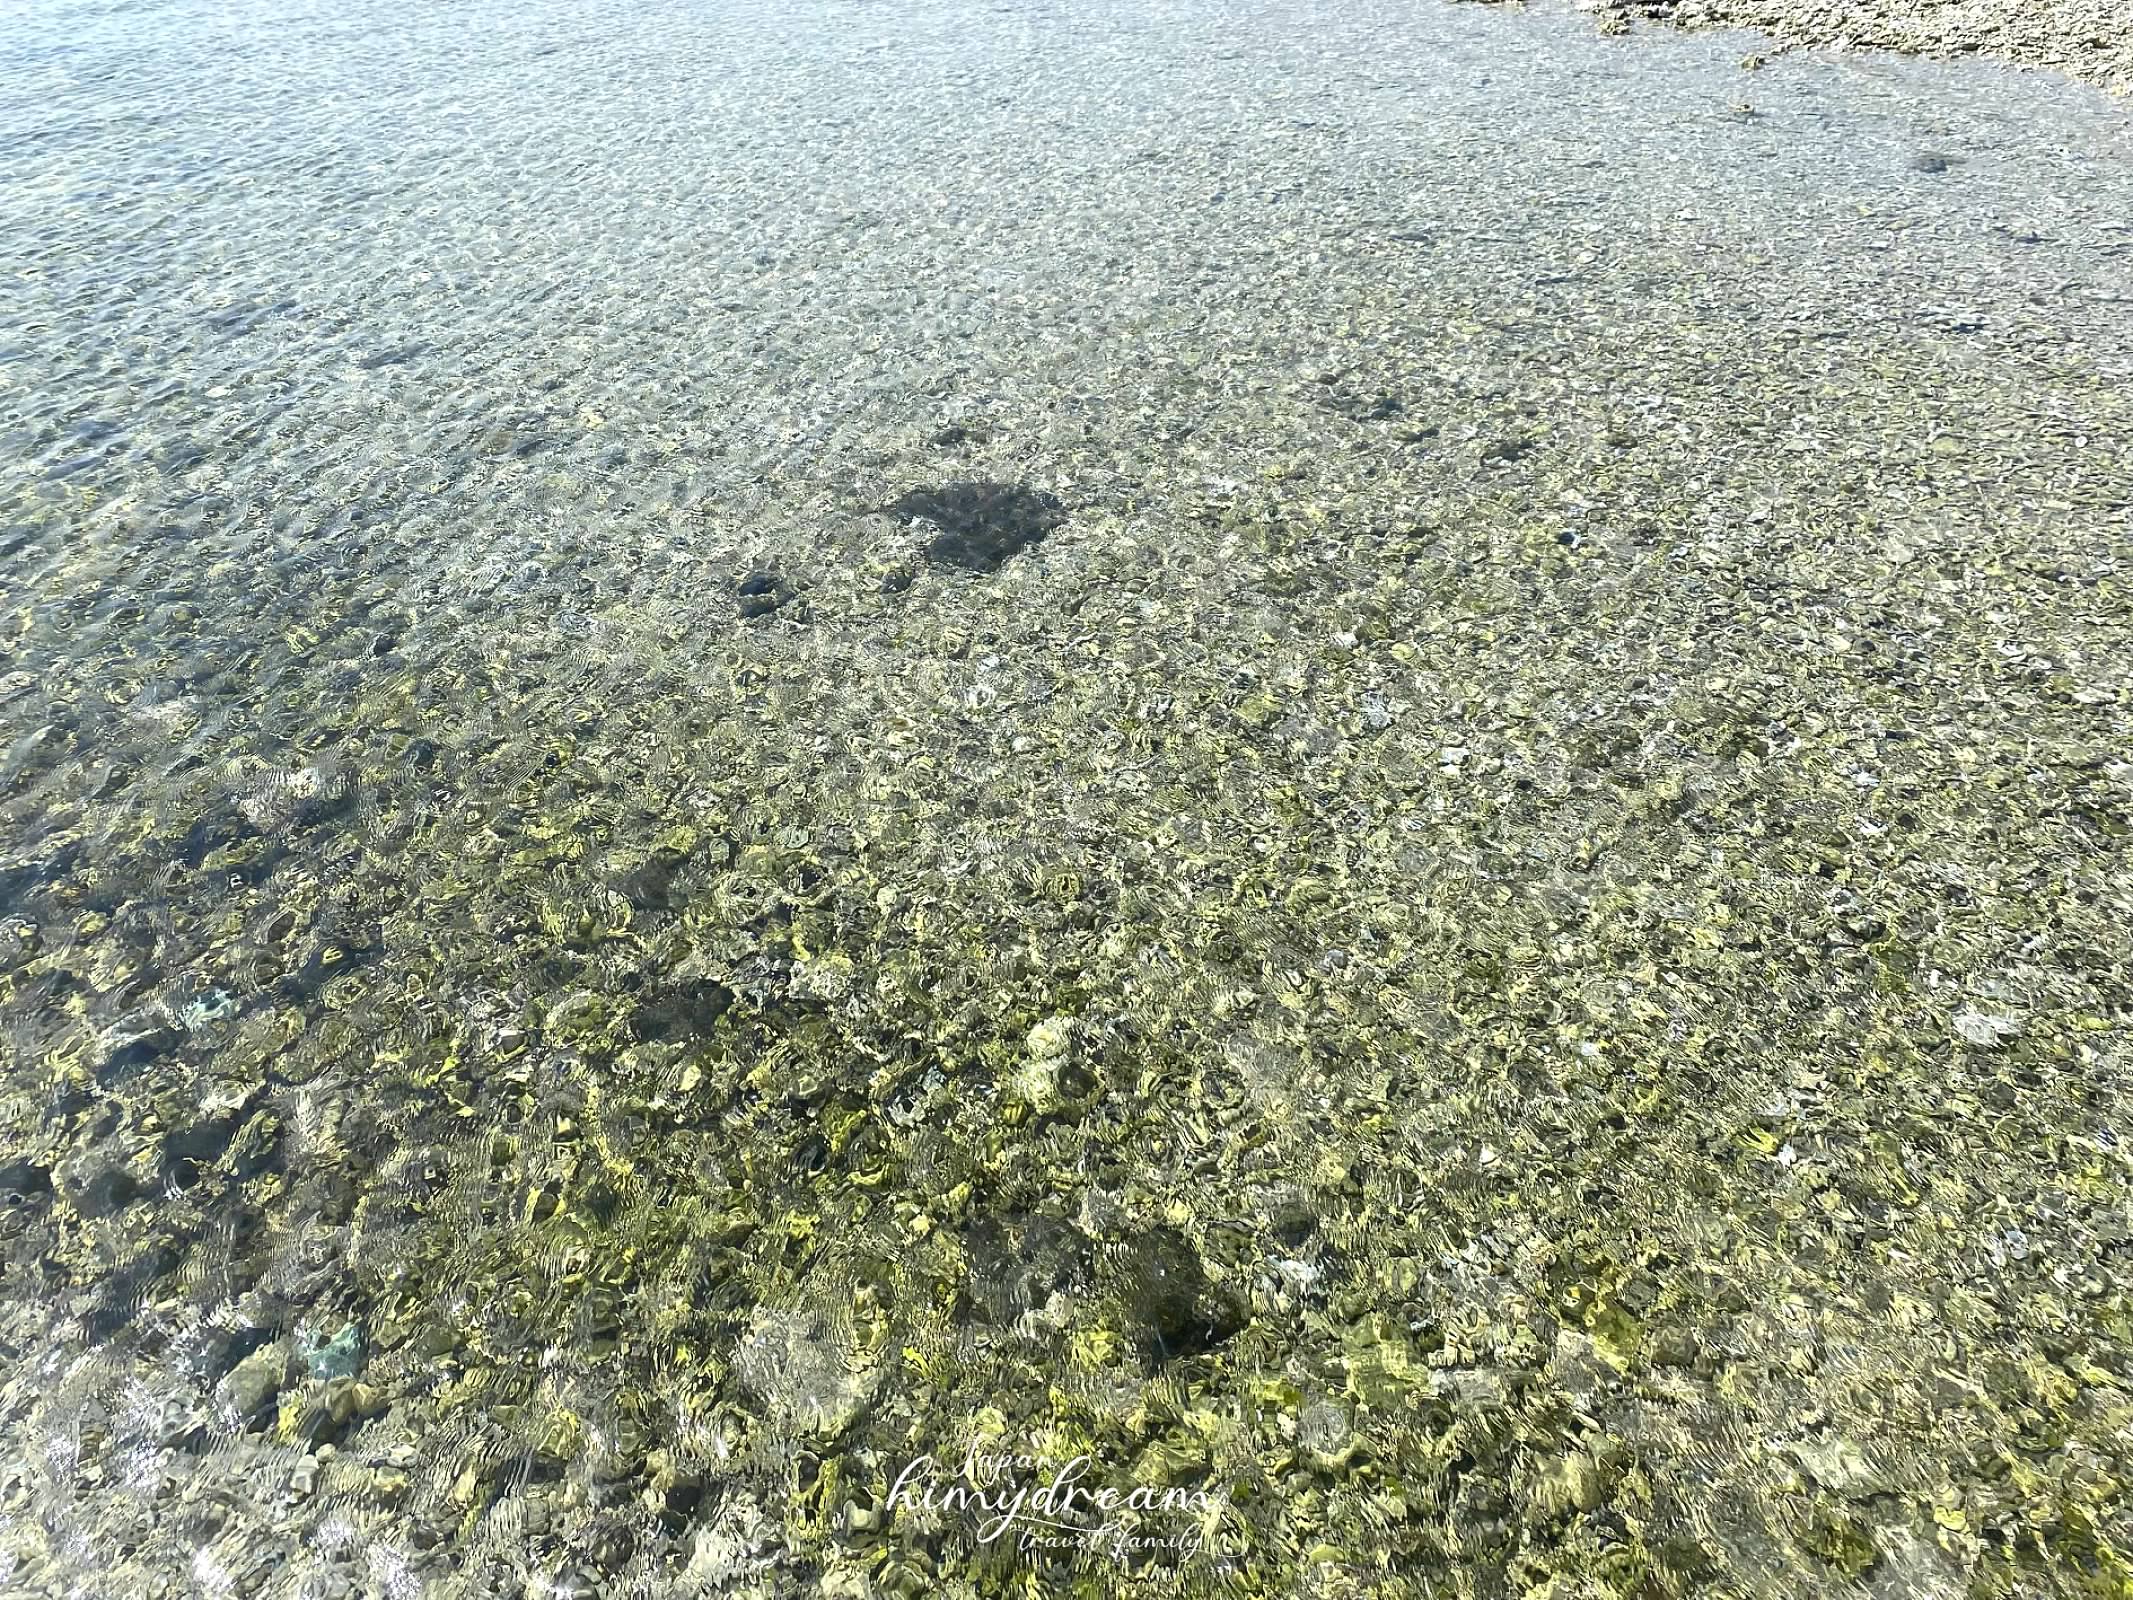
[222,1342,289,1425]
[964,1209,1094,1326]
[733,1303,878,1440]
[630,977,734,1042]
[1320,389,1406,423]
[1006,1014,1090,1112]
[300,1322,364,1382]
[1113,1225,1246,1362]
[878,480,1068,572]
[94,1016,181,1084]
[735,569,799,619]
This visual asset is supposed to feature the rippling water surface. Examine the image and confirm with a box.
[3,1,2130,1595]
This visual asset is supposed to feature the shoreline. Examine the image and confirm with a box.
[1466,0,2133,95]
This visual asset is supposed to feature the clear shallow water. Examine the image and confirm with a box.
[2,2,2130,1597]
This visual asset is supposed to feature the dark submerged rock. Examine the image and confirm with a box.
[1321,390,1405,423]
[0,1156,52,1208]
[1268,1190,1319,1248]
[630,978,735,1043]
[58,1149,141,1217]
[1115,1225,1247,1362]
[277,922,383,1002]
[736,570,793,619]
[880,481,1069,573]
[616,847,691,912]
[733,571,802,618]
[95,1017,182,1085]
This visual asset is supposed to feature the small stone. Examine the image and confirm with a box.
[95,1017,181,1082]
[0,915,38,960]
[1431,1367,1508,1408]
[736,569,791,618]
[56,1149,141,1218]
[221,1343,287,1426]
[1534,1450,1609,1515]
[1787,1436,1888,1500]
[324,1379,387,1424]
[1267,1188,1318,1247]
[0,1156,51,1206]
[178,988,239,1031]
[1952,1009,2020,1048]
[1648,1327,1699,1368]
[301,1322,365,1381]
[1026,1016,1072,1061]
[1008,1016,1090,1113]
[1298,1399,1357,1468]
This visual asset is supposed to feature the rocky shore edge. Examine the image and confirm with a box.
[1466,0,2133,95]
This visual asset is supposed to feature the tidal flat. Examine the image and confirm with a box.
[1,0,2129,1596]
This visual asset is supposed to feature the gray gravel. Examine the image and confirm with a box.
[1477,0,2133,94]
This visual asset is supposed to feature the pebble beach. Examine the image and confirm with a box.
[1492,0,2133,95]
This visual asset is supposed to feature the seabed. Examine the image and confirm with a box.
[0,0,2129,1596]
